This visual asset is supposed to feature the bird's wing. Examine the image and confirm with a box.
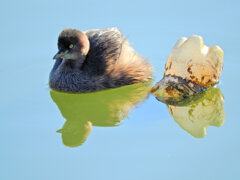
[84,28,123,74]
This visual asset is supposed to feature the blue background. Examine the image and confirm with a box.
[1,0,240,179]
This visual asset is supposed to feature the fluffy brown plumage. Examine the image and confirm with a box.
[49,27,153,92]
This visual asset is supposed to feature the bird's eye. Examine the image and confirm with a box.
[69,44,74,49]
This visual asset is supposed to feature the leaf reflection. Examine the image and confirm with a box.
[156,87,225,138]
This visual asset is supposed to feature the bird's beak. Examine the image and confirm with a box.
[53,50,64,60]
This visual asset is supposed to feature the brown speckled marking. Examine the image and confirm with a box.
[169,107,173,115]
[169,62,172,69]
[164,63,167,70]
[150,85,159,93]
[201,76,205,81]
[165,86,174,96]
[190,75,195,79]
[213,74,217,79]
[187,67,192,74]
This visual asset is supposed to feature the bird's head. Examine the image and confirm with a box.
[53,28,90,60]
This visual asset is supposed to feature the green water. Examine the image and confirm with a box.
[50,82,151,147]
[1,0,240,179]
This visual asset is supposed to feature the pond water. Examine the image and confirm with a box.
[1,0,240,179]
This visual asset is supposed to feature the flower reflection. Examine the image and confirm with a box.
[50,82,151,147]
[156,87,225,138]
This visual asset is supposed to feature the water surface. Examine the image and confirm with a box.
[1,0,240,179]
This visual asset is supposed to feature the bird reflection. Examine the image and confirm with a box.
[50,82,151,147]
[156,87,225,138]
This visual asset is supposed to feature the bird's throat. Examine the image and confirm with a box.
[63,56,86,70]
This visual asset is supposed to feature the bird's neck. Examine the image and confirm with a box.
[63,56,86,70]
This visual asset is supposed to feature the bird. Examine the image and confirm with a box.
[49,27,153,92]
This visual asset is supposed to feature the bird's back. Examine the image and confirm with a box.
[83,28,123,75]
[105,39,153,87]
[84,27,153,86]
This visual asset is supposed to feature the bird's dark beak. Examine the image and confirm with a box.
[53,50,64,60]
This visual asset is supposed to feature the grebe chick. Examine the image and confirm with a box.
[49,27,153,92]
